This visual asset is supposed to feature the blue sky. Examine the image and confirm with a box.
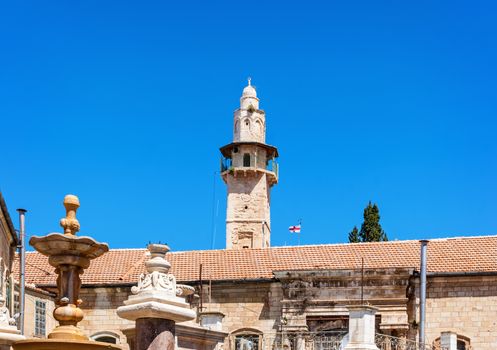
[1,1,496,251]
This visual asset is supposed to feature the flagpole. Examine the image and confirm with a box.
[298,218,302,246]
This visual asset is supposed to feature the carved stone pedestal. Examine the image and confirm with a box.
[0,326,25,350]
[0,295,25,350]
[117,244,196,350]
[440,331,457,350]
[344,305,380,350]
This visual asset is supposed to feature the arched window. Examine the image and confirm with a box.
[254,119,263,137]
[231,328,262,350]
[433,334,471,350]
[91,331,120,344]
[243,154,251,167]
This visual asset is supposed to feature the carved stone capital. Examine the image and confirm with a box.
[117,244,196,323]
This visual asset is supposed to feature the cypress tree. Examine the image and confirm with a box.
[348,226,360,243]
[359,201,388,242]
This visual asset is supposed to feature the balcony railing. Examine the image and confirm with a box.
[375,334,435,350]
[232,332,438,350]
[221,157,232,172]
[267,159,279,178]
[220,157,279,179]
[233,331,346,350]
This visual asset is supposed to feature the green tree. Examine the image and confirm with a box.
[349,201,388,243]
[348,226,360,243]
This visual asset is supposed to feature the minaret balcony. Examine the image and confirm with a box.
[220,157,278,185]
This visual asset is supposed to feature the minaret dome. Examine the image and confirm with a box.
[240,78,259,110]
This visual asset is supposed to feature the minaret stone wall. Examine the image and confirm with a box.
[220,80,279,249]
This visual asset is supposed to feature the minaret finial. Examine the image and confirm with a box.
[247,77,252,86]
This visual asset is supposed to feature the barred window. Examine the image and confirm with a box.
[5,279,11,313]
[35,300,46,337]
[235,334,260,350]
[13,293,19,316]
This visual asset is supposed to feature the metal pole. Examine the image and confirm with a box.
[199,264,203,312]
[361,257,364,305]
[17,208,27,335]
[419,240,429,348]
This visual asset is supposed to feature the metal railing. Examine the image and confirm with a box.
[232,331,347,350]
[266,159,278,179]
[220,157,279,179]
[221,157,232,172]
[233,332,450,350]
[375,334,435,350]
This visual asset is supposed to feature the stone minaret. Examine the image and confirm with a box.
[220,79,279,249]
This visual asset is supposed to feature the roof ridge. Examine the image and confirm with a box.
[163,234,497,254]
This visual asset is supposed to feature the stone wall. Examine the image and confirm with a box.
[79,286,135,346]
[226,170,271,249]
[68,282,280,349]
[0,208,15,300]
[200,281,282,334]
[425,275,497,350]
[16,272,497,349]
[199,281,282,350]
[276,268,412,336]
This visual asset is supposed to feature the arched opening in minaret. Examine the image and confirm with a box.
[255,119,262,137]
[243,153,251,167]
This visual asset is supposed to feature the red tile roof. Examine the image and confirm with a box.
[16,236,497,287]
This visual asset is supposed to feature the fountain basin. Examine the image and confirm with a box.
[29,233,109,264]
[14,339,121,350]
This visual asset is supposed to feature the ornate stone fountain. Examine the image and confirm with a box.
[14,195,121,350]
[117,243,196,350]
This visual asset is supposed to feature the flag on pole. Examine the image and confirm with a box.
[289,225,301,233]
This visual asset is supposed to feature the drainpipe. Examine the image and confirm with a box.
[17,208,27,335]
[419,240,429,348]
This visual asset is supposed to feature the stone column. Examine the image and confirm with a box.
[117,244,196,350]
[440,331,457,350]
[296,334,305,350]
[136,318,175,350]
[344,305,379,350]
[0,296,24,350]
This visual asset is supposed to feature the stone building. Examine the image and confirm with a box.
[0,192,18,308]
[7,82,497,350]
[0,193,57,343]
[15,236,497,350]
